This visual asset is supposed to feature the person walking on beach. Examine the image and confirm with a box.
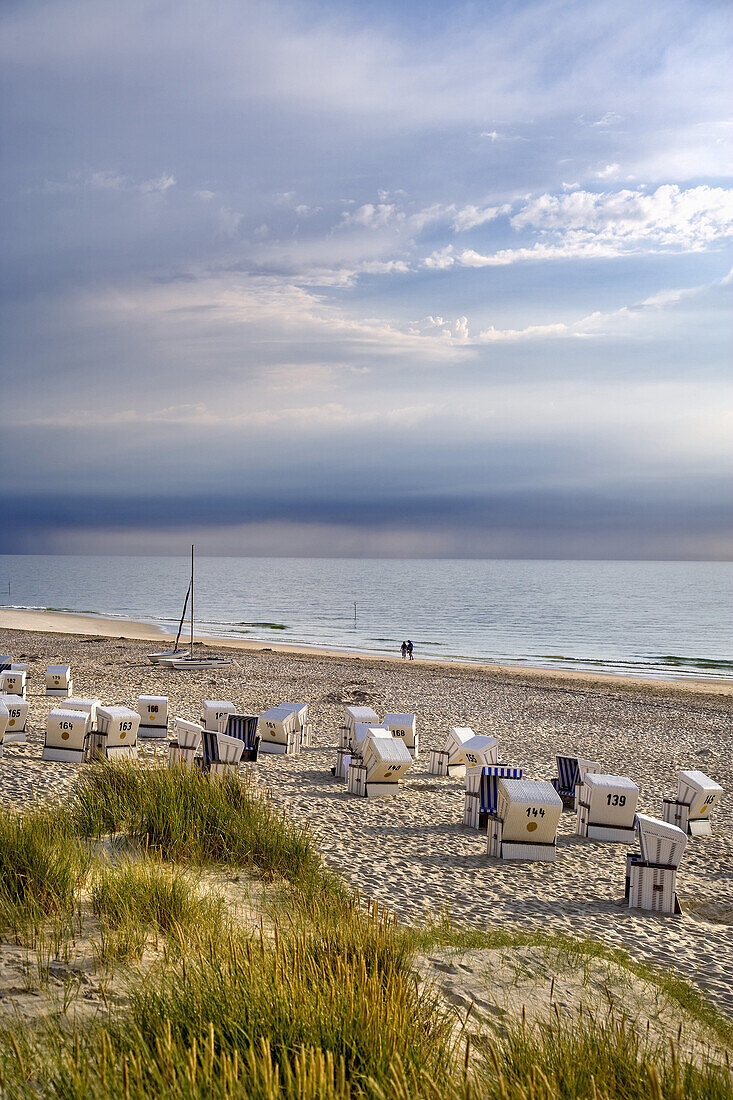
[407,639,414,660]
[401,641,408,659]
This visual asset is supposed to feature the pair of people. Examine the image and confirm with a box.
[400,640,414,660]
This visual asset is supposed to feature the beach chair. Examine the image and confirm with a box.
[201,700,236,732]
[334,724,390,780]
[1,694,29,742]
[347,736,413,798]
[662,770,723,837]
[0,700,8,759]
[0,656,11,673]
[341,706,380,750]
[463,765,522,829]
[201,728,244,778]
[137,695,169,739]
[0,669,26,699]
[221,714,260,762]
[384,713,418,758]
[487,779,563,861]
[45,665,73,697]
[458,734,499,771]
[428,727,475,777]
[551,755,600,811]
[279,702,312,748]
[626,814,687,915]
[43,708,90,763]
[576,773,639,843]
[168,717,203,768]
[87,706,139,761]
[258,703,303,755]
[65,697,102,732]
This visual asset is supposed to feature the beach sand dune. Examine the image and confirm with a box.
[1,622,731,1015]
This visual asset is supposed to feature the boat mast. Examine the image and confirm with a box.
[189,545,195,655]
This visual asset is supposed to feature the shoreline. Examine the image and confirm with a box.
[1,607,731,697]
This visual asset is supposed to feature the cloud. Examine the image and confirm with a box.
[41,169,176,195]
[452,204,506,231]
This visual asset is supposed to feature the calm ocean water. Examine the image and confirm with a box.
[1,555,731,681]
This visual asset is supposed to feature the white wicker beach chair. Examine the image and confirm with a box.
[347,736,413,798]
[0,700,8,759]
[1,694,29,742]
[341,706,380,750]
[258,703,302,755]
[43,708,90,762]
[167,717,203,768]
[201,700,236,732]
[137,695,169,739]
[626,814,687,915]
[662,770,723,837]
[0,669,26,699]
[87,706,140,761]
[457,734,499,771]
[576,773,639,843]
[45,665,72,697]
[64,698,102,732]
[487,779,563,861]
[427,727,475,777]
[384,713,418,758]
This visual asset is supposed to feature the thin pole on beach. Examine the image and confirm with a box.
[189,545,195,655]
[354,601,357,625]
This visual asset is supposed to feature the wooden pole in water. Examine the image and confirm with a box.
[354,601,357,625]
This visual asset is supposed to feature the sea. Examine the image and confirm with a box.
[1,555,731,681]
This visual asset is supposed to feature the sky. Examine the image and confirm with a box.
[1,0,731,558]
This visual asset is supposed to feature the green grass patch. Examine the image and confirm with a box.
[71,760,322,885]
[91,855,227,962]
[0,805,89,939]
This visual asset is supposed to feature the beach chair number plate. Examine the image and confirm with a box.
[606,794,626,806]
[120,721,134,732]
[525,807,545,817]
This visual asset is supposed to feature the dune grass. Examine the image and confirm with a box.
[71,760,323,884]
[91,855,228,962]
[0,805,89,939]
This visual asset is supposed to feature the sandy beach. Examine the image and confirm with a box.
[1,614,731,1015]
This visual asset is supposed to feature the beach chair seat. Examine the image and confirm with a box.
[0,669,26,699]
[576,773,639,843]
[65,698,102,732]
[463,765,522,829]
[45,665,73,697]
[87,706,140,761]
[551,755,600,811]
[341,706,379,750]
[221,714,260,762]
[428,727,475,777]
[662,770,723,837]
[1,694,29,742]
[384,713,418,758]
[137,695,169,738]
[487,779,563,861]
[201,729,244,778]
[348,736,413,798]
[201,700,236,732]
[43,708,90,762]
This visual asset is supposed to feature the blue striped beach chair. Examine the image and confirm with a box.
[223,714,260,762]
[201,728,244,778]
[551,756,599,811]
[0,657,12,672]
[201,729,219,772]
[464,765,522,829]
[552,756,580,811]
